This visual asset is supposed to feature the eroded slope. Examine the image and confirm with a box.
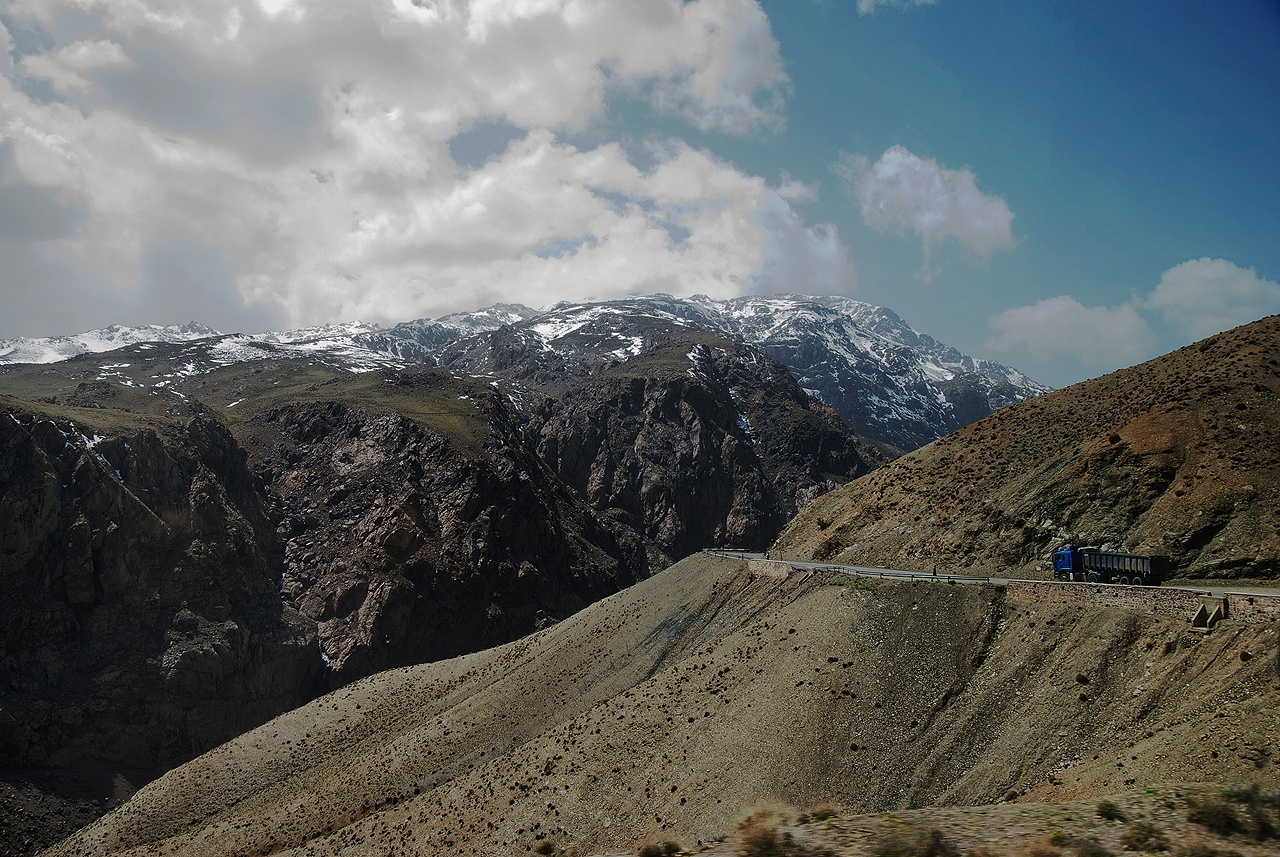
[50,555,1279,856]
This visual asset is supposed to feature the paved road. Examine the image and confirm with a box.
[700,550,1280,596]
[701,550,987,583]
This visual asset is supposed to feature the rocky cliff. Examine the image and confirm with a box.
[441,325,872,561]
[773,315,1280,580]
[233,371,646,688]
[0,400,323,850]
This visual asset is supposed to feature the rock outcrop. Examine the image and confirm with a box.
[235,372,646,688]
[522,338,871,560]
[0,402,323,785]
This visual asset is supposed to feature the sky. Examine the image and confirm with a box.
[1,0,1278,388]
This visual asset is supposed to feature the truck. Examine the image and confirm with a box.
[1051,545,1170,586]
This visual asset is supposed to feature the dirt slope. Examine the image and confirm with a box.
[773,315,1280,580]
[48,555,1279,856]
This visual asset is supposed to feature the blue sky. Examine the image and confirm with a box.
[2,0,1278,387]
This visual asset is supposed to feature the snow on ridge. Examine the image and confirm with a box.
[0,322,223,365]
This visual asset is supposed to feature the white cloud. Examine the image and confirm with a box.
[851,145,1015,275]
[1146,257,1280,339]
[19,39,131,95]
[750,179,853,295]
[986,295,1155,370]
[856,0,937,16]
[0,0,823,332]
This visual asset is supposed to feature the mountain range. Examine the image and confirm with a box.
[3,301,1278,856]
[0,294,1048,453]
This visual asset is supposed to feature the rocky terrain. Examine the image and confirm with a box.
[669,783,1280,856]
[0,398,323,852]
[439,318,872,561]
[0,294,1048,454]
[0,321,871,853]
[773,315,1280,581]
[44,553,1280,856]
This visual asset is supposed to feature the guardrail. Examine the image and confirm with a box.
[702,550,989,583]
[699,550,1280,626]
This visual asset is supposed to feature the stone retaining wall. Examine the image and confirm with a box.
[1226,592,1280,624]
[748,559,792,579]
[1005,580,1280,625]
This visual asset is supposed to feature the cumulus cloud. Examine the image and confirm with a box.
[1146,257,1280,339]
[842,145,1014,277]
[750,177,853,295]
[986,296,1155,370]
[0,0,826,334]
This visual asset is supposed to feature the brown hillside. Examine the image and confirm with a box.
[48,554,1279,856]
[773,315,1280,580]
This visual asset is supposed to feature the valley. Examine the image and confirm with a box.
[0,303,1275,855]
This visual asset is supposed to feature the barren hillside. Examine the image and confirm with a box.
[48,554,1279,856]
[773,316,1280,580]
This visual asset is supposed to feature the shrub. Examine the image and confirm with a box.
[638,842,682,857]
[1096,800,1126,822]
[871,828,960,857]
[534,841,556,856]
[1076,841,1115,857]
[741,824,782,857]
[1173,847,1244,857]
[1187,796,1242,836]
[1109,433,1122,444]
[1119,821,1170,852]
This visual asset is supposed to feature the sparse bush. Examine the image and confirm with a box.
[807,803,838,822]
[871,828,960,857]
[1048,832,1071,846]
[1119,821,1170,851]
[534,841,556,856]
[1187,795,1242,836]
[1076,841,1115,857]
[638,842,682,857]
[741,824,782,857]
[1173,847,1243,857]
[1220,784,1278,840]
[1097,800,1126,822]
[1109,433,1122,444]
[1026,846,1061,857]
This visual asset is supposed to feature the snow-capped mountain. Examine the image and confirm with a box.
[0,322,221,364]
[434,294,1047,450]
[697,295,1050,451]
[0,295,1046,451]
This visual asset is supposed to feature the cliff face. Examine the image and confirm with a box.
[0,405,323,775]
[773,316,1280,580]
[235,373,646,688]
[523,339,871,560]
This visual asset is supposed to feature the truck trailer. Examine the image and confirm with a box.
[1051,545,1170,585]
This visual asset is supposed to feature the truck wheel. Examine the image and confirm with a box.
[1119,575,1130,585]
[1087,572,1100,583]
[1134,575,1145,586]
